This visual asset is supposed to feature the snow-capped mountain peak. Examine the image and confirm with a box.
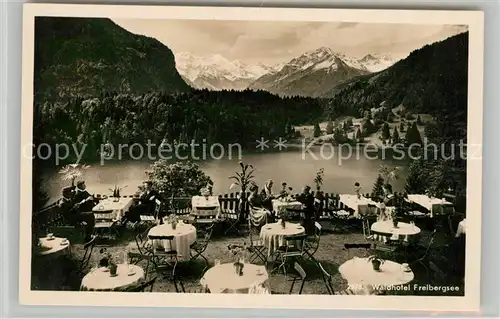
[174,52,283,91]
[359,53,398,72]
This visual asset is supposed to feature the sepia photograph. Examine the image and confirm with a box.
[20,4,484,311]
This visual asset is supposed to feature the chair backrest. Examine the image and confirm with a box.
[285,234,307,253]
[344,243,372,259]
[81,236,97,269]
[420,229,437,260]
[317,262,334,295]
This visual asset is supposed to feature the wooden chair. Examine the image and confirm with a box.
[134,225,154,255]
[94,210,120,241]
[148,235,180,273]
[189,223,215,269]
[78,235,97,273]
[408,230,437,276]
[128,252,153,280]
[126,276,157,292]
[139,199,162,227]
[317,261,357,295]
[220,197,241,235]
[247,220,267,264]
[343,243,372,259]
[304,222,321,262]
[288,262,307,294]
[273,234,307,276]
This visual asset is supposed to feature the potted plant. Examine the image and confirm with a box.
[228,243,248,276]
[59,163,90,187]
[99,248,118,276]
[229,161,255,214]
[367,255,384,271]
[168,214,179,230]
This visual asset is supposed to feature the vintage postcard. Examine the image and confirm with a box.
[20,3,484,312]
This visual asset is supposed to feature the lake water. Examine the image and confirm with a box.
[41,145,409,201]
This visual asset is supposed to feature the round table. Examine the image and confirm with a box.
[371,220,421,242]
[260,221,305,257]
[339,257,414,293]
[148,222,196,259]
[37,237,71,257]
[200,263,269,294]
[80,264,144,291]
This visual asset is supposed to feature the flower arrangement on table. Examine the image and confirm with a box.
[367,255,385,272]
[354,182,362,199]
[227,243,251,276]
[167,214,179,229]
[98,248,118,276]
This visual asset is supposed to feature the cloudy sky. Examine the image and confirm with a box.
[113,19,467,64]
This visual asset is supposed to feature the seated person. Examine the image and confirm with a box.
[279,182,289,197]
[295,185,315,235]
[122,181,159,225]
[58,186,75,213]
[262,179,274,198]
[69,181,96,242]
[200,181,214,196]
[248,185,274,223]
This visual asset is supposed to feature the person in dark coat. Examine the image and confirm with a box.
[69,181,96,242]
[296,185,315,235]
[122,181,159,225]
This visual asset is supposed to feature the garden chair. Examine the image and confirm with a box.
[407,230,437,276]
[139,199,162,227]
[77,235,97,273]
[126,276,157,292]
[128,252,154,280]
[247,220,267,264]
[134,225,154,255]
[148,235,180,274]
[288,261,307,294]
[220,197,242,235]
[272,234,307,276]
[189,223,215,269]
[303,221,321,262]
[343,243,372,259]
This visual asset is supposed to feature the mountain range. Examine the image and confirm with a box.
[175,48,398,96]
[174,52,283,91]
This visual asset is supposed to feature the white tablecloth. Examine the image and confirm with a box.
[200,263,269,294]
[191,196,221,218]
[148,222,196,259]
[371,220,421,242]
[260,221,305,257]
[339,257,414,287]
[339,194,380,219]
[80,264,144,291]
[92,197,134,220]
[272,200,303,215]
[406,195,454,217]
[37,237,70,256]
